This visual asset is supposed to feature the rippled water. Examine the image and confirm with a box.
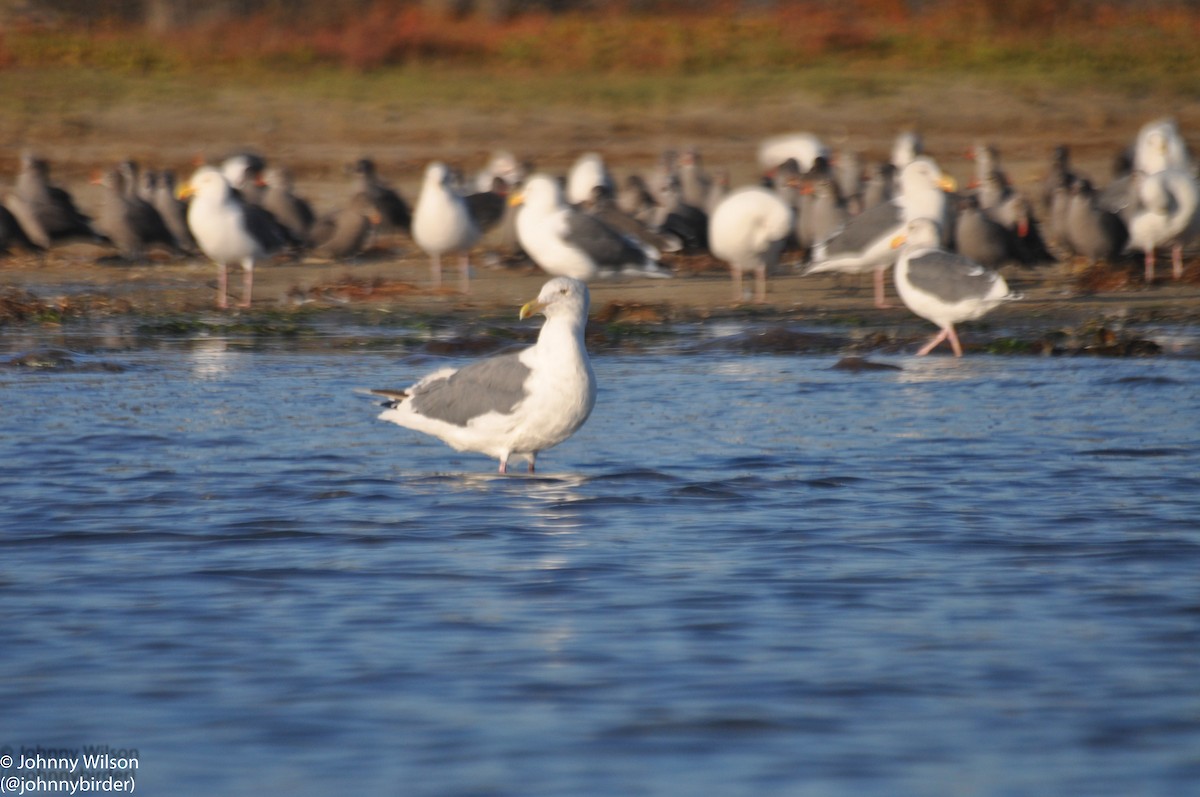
[2,332,1198,795]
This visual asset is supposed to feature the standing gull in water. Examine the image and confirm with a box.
[891,218,1019,357]
[374,277,596,474]
[412,161,481,292]
[180,166,289,309]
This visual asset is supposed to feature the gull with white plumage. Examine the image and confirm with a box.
[373,277,596,474]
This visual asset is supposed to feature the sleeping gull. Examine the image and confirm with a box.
[374,276,596,474]
[412,161,482,292]
[891,218,1018,357]
[514,174,670,280]
[566,152,614,206]
[758,132,829,173]
[805,157,955,308]
[181,166,290,309]
[709,185,794,303]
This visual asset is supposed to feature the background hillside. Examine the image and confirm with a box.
[0,0,1197,92]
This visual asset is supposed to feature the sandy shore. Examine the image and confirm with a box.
[4,237,1200,359]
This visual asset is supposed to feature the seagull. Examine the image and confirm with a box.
[616,174,659,225]
[219,152,268,204]
[891,129,924,170]
[91,167,181,260]
[566,152,614,206]
[14,152,97,242]
[311,193,379,260]
[1128,167,1200,282]
[758,132,829,173]
[473,150,526,192]
[514,174,670,281]
[709,186,794,303]
[412,161,481,292]
[861,162,897,211]
[677,147,712,210]
[464,176,511,236]
[802,173,850,256]
[655,176,709,254]
[805,157,956,308]
[0,199,47,254]
[1065,178,1129,268]
[1133,118,1189,175]
[350,158,412,235]
[968,143,1008,198]
[954,193,1019,269]
[891,218,1019,357]
[833,148,864,215]
[261,167,315,246]
[585,184,682,256]
[374,277,596,474]
[180,166,290,309]
[153,170,196,252]
[1042,145,1077,213]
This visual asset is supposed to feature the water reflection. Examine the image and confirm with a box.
[187,337,239,380]
[892,355,995,384]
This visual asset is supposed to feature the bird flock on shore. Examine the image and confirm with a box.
[1,116,1195,352]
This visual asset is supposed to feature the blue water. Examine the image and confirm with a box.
[1,333,1198,795]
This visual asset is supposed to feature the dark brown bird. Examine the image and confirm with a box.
[311,193,379,260]
[91,167,182,260]
[14,152,98,242]
[351,158,412,235]
[262,167,316,246]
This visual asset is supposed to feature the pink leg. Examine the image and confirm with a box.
[1145,249,1156,283]
[460,254,471,294]
[731,267,743,302]
[238,266,253,308]
[498,457,507,474]
[1172,244,1184,280]
[754,266,767,304]
[916,328,950,356]
[431,253,442,288]
[216,263,228,309]
[527,457,535,474]
[946,325,964,357]
[873,266,892,309]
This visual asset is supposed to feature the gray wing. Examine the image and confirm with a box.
[563,211,650,268]
[906,250,1001,304]
[819,199,903,256]
[409,350,532,426]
